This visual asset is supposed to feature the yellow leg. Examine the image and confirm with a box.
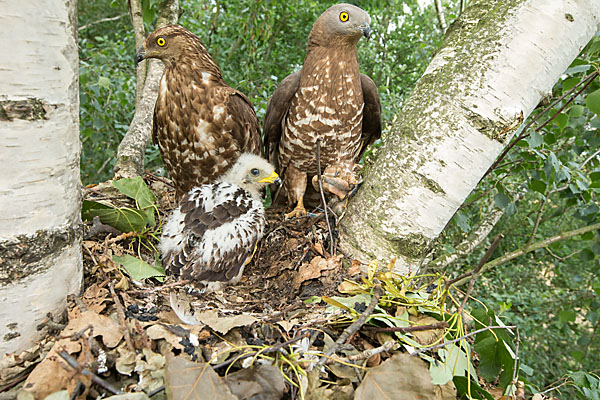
[285,196,307,219]
[244,244,258,266]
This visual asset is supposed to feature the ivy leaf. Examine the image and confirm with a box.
[113,254,165,281]
[112,177,157,227]
[527,130,543,148]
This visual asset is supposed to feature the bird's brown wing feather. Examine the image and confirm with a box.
[263,71,301,162]
[223,89,264,156]
[359,73,382,157]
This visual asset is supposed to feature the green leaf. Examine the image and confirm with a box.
[570,104,585,117]
[112,177,157,227]
[527,130,543,148]
[113,254,165,281]
[558,309,576,323]
[586,88,600,116]
[112,176,156,209]
[82,200,148,233]
[453,376,495,400]
[529,179,546,194]
[454,210,470,232]
[494,193,511,209]
[554,113,569,130]
[98,76,110,89]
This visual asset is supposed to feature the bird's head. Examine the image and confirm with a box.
[309,3,372,46]
[135,25,208,66]
[220,153,281,198]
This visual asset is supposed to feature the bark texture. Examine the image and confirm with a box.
[114,0,179,179]
[0,0,81,354]
[339,0,600,274]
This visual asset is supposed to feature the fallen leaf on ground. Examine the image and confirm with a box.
[354,353,436,399]
[225,364,285,400]
[194,309,257,335]
[409,314,445,346]
[164,353,236,400]
[62,310,123,348]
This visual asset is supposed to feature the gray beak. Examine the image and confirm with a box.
[135,45,146,65]
[359,23,371,39]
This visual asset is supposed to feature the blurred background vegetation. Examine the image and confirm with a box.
[79,0,599,397]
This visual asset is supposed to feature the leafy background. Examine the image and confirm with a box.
[78,0,600,397]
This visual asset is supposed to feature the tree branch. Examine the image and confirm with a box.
[454,222,600,286]
[433,0,448,34]
[115,0,179,179]
[78,14,128,32]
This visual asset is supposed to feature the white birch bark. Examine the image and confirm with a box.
[340,0,600,274]
[0,0,81,355]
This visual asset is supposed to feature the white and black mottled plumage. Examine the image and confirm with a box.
[160,153,279,294]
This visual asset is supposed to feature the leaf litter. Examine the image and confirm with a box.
[2,176,515,399]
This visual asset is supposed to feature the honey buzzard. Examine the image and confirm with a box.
[136,25,263,198]
[160,153,280,295]
[263,4,381,218]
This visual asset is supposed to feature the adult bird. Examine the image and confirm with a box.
[136,25,263,198]
[263,3,381,218]
[161,153,280,296]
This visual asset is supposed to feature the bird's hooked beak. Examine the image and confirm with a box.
[358,22,371,39]
[259,171,281,185]
[135,45,146,65]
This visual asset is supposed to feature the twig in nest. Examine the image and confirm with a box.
[316,139,335,255]
[410,324,516,356]
[326,340,397,365]
[318,284,383,366]
[213,332,310,370]
[57,351,123,395]
[109,282,135,352]
[363,320,448,333]
[131,279,190,294]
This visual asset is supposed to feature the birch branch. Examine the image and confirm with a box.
[433,0,447,34]
[114,0,179,179]
[453,222,600,286]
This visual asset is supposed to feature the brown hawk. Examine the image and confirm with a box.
[263,4,381,218]
[161,153,279,301]
[136,25,263,198]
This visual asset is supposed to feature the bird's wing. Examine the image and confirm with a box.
[168,184,263,284]
[359,73,382,157]
[222,88,264,156]
[263,71,301,162]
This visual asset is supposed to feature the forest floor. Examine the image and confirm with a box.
[0,176,515,400]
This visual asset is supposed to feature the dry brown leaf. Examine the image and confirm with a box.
[115,343,137,376]
[225,364,285,400]
[81,283,110,313]
[62,310,123,348]
[146,324,185,350]
[354,353,436,399]
[337,280,364,294]
[194,309,257,335]
[164,352,236,400]
[348,259,362,276]
[409,314,445,346]
[293,256,342,288]
[19,338,91,399]
[435,380,457,399]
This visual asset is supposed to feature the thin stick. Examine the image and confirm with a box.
[326,340,397,364]
[316,139,335,255]
[507,328,521,400]
[363,321,448,333]
[213,332,310,370]
[109,282,135,352]
[411,324,516,356]
[318,284,383,366]
[57,351,123,395]
[132,279,190,294]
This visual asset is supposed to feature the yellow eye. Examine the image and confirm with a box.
[157,37,166,47]
[339,11,349,22]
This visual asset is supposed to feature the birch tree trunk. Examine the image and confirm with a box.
[0,0,81,355]
[340,0,600,274]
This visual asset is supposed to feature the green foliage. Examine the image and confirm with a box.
[439,33,600,394]
[113,254,165,281]
[79,0,444,184]
[83,176,158,232]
